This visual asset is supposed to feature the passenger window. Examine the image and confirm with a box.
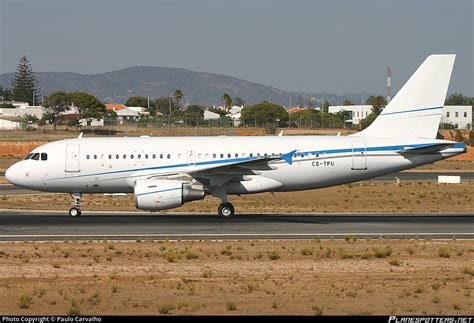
[145,154,148,159]
[116,154,119,159]
[41,153,48,161]
[213,153,216,158]
[220,154,224,158]
[257,153,261,157]
[138,154,141,159]
[123,154,127,159]
[152,154,156,159]
[108,155,112,159]
[94,155,97,159]
[130,154,134,159]
[24,153,33,160]
[86,155,90,160]
[235,153,238,158]
[160,154,163,159]
[250,153,253,157]
[167,154,171,159]
[205,153,209,158]
[32,153,40,160]
[227,153,231,158]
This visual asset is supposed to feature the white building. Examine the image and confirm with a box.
[204,110,221,120]
[441,106,472,130]
[0,101,44,118]
[328,105,373,125]
[0,119,20,130]
[116,107,140,123]
[126,106,150,115]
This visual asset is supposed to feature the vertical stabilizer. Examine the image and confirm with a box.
[358,54,455,138]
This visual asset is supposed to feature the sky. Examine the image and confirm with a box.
[0,0,472,96]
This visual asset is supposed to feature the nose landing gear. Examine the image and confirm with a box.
[69,193,82,217]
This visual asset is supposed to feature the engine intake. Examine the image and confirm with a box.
[135,179,204,211]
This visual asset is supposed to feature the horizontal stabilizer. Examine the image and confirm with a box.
[397,143,456,156]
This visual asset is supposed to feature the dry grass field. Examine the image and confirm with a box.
[0,239,472,315]
[1,182,473,214]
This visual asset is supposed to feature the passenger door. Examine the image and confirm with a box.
[65,144,80,172]
[351,141,367,170]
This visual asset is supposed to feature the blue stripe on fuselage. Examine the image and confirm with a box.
[53,142,453,180]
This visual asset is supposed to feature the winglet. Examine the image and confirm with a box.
[281,150,296,165]
[78,132,83,139]
[278,130,284,137]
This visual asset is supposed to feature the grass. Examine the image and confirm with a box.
[67,306,81,315]
[88,292,101,306]
[312,305,324,316]
[438,247,451,258]
[268,251,280,260]
[462,267,474,276]
[388,259,401,266]
[373,246,393,258]
[431,282,441,291]
[19,294,32,309]
[185,251,200,260]
[158,303,176,314]
[226,301,237,311]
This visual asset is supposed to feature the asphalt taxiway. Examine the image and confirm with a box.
[0,210,472,241]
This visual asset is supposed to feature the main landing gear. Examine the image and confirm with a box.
[218,202,234,219]
[69,193,82,217]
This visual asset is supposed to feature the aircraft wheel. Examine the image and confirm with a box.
[218,202,234,219]
[69,207,81,217]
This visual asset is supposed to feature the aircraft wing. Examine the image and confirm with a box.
[185,150,296,186]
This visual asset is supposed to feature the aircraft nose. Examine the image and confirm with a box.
[5,163,20,186]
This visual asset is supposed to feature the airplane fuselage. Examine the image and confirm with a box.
[6,135,466,195]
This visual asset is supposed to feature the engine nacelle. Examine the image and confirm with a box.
[135,179,204,211]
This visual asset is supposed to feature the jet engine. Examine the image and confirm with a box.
[134,179,204,211]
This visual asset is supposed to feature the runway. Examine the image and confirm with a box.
[0,210,472,241]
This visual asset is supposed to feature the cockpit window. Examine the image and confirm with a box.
[24,153,33,160]
[41,153,48,161]
[31,153,40,160]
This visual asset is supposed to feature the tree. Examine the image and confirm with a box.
[342,99,354,106]
[234,97,245,107]
[43,91,70,130]
[365,95,387,116]
[0,86,13,101]
[154,97,177,117]
[358,113,378,130]
[20,114,39,130]
[69,92,106,131]
[221,93,232,112]
[11,55,40,105]
[125,96,149,108]
[322,100,330,113]
[445,93,474,106]
[241,101,288,127]
[174,90,183,107]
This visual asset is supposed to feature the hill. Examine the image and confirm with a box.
[0,66,357,106]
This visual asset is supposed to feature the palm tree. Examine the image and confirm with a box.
[174,89,183,107]
[221,93,232,112]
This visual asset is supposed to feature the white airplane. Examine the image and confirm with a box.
[5,54,466,218]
